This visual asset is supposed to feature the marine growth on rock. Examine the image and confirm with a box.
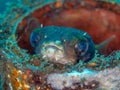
[0,0,120,90]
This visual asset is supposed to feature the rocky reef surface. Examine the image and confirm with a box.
[0,0,120,90]
[47,67,120,90]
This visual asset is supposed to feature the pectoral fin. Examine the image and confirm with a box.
[95,35,116,51]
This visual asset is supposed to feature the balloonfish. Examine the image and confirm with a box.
[30,26,95,65]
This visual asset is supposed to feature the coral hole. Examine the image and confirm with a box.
[16,0,120,55]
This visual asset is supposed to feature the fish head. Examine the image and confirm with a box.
[30,26,95,64]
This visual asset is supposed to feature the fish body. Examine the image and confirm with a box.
[30,26,95,64]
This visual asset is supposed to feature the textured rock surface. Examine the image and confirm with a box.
[47,67,120,90]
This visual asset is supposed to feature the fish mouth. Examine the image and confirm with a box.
[41,42,65,63]
[40,41,76,64]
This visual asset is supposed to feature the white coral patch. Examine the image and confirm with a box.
[47,69,95,89]
[47,67,120,90]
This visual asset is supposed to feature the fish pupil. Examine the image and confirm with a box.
[75,40,88,56]
[77,40,87,53]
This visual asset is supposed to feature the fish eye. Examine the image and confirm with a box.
[30,31,40,47]
[75,39,88,57]
[74,38,95,62]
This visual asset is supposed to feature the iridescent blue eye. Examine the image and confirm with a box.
[30,31,40,47]
[75,40,88,56]
[75,37,95,62]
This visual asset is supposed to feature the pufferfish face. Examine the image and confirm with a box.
[30,26,95,64]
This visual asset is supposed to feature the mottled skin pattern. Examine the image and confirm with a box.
[30,26,95,64]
